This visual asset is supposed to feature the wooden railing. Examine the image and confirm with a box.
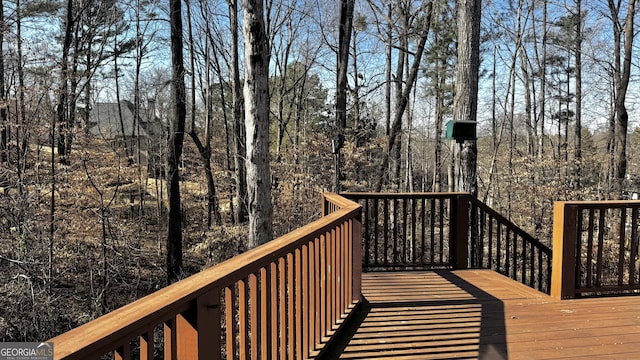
[341,193,552,294]
[59,192,639,358]
[469,197,552,294]
[552,201,640,299]
[336,193,460,269]
[50,193,362,359]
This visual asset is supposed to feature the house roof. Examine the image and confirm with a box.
[87,101,158,140]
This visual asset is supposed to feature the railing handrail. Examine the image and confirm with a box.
[50,194,362,359]
[341,191,469,199]
[551,200,640,207]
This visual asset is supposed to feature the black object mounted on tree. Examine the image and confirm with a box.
[445,120,477,143]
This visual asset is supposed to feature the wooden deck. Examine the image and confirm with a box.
[324,270,640,359]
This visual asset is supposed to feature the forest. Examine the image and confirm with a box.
[0,0,638,342]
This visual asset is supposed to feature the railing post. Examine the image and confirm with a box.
[164,290,221,360]
[451,194,469,269]
[551,202,577,299]
[322,193,328,216]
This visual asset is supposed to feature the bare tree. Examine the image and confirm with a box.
[56,0,74,166]
[186,0,222,228]
[229,0,248,224]
[454,0,480,267]
[0,0,6,166]
[374,1,433,192]
[167,0,187,283]
[334,0,355,192]
[608,0,635,193]
[454,0,480,197]
[242,0,273,248]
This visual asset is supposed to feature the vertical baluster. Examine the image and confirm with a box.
[529,242,534,288]
[618,208,627,287]
[260,266,271,359]
[521,235,526,284]
[287,252,295,360]
[338,221,345,314]
[164,318,176,360]
[225,286,236,360]
[364,199,370,268]
[430,198,436,264]
[343,218,348,306]
[319,233,327,340]
[469,203,476,267]
[630,207,639,286]
[309,239,317,354]
[237,278,248,360]
[139,328,154,360]
[596,209,606,287]
[295,248,303,358]
[334,224,341,327]
[496,222,501,272]
[270,262,278,359]
[249,274,259,360]
[576,208,583,290]
[314,237,322,348]
[402,198,408,265]
[505,228,510,276]
[328,228,335,332]
[480,210,486,268]
[344,219,350,308]
[420,197,426,266]
[586,208,595,289]
[302,244,309,357]
[538,250,543,292]
[547,250,552,293]
[393,198,399,265]
[339,220,345,315]
[439,198,445,264]
[374,198,379,267]
[513,231,524,282]
[488,217,494,269]
[279,257,287,359]
[411,198,417,265]
[347,218,362,305]
[514,234,519,282]
[383,199,389,265]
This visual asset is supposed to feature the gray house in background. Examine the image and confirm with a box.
[87,100,165,173]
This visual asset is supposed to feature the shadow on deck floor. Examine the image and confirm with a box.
[323,270,508,359]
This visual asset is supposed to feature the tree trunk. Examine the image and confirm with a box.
[611,0,635,189]
[574,0,582,189]
[0,0,6,165]
[454,0,480,196]
[384,0,392,137]
[352,29,361,143]
[454,0,481,266]
[167,0,187,284]
[186,0,221,228]
[433,55,444,192]
[537,0,547,159]
[242,0,273,248]
[334,0,355,192]
[56,0,73,166]
[230,0,248,223]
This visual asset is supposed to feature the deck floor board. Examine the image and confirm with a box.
[323,270,640,359]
